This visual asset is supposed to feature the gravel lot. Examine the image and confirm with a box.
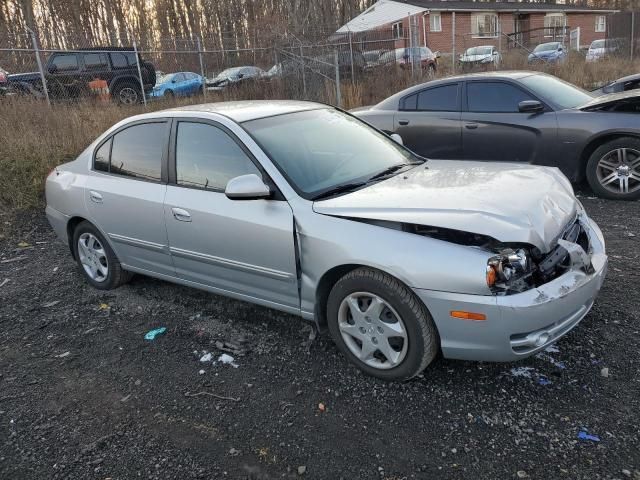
[1,194,639,480]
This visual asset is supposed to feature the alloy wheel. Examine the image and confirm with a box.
[337,292,408,370]
[118,87,139,105]
[596,147,640,195]
[78,233,109,282]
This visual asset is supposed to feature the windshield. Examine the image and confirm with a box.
[465,46,492,55]
[520,74,593,109]
[534,42,560,52]
[590,40,605,49]
[243,108,418,199]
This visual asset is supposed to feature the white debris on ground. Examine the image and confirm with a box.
[199,352,213,363]
[509,367,535,378]
[195,351,239,368]
[544,344,560,353]
[218,353,239,368]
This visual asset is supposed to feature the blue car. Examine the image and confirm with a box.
[149,72,203,98]
[528,42,567,64]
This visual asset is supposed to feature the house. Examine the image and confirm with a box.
[337,0,618,54]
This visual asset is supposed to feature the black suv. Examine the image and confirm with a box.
[7,48,156,104]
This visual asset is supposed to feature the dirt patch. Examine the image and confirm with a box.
[1,196,639,479]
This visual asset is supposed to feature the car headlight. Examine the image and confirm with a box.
[486,248,531,292]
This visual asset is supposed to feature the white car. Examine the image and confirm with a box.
[586,39,620,62]
[459,46,501,67]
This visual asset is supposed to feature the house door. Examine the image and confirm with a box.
[514,14,531,48]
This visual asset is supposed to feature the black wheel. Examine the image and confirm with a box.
[586,137,640,200]
[163,89,174,99]
[72,221,132,290]
[112,82,141,105]
[327,268,439,381]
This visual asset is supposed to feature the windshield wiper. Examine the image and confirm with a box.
[312,182,367,201]
[367,162,418,182]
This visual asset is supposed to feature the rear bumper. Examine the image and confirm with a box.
[414,215,607,362]
[45,205,70,245]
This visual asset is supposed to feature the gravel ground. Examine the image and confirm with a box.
[0,195,639,480]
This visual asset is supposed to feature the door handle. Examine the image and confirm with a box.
[398,119,409,126]
[465,123,479,130]
[89,191,103,203]
[171,207,192,222]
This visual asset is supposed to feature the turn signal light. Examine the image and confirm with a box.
[450,310,487,321]
[486,264,497,287]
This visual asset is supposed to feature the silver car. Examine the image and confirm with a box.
[45,101,608,381]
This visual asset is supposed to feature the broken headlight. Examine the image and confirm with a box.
[486,248,532,294]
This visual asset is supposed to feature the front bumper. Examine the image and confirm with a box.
[414,215,607,362]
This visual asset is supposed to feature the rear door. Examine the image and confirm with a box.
[461,80,557,163]
[163,119,298,310]
[394,82,462,159]
[86,120,174,277]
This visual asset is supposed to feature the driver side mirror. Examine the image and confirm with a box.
[518,100,544,113]
[390,133,404,145]
[225,174,271,200]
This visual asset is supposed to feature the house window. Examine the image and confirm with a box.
[430,13,442,32]
[472,13,498,38]
[392,21,404,39]
[595,15,606,33]
[544,13,566,37]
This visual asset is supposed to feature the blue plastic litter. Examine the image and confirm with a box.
[144,327,167,340]
[577,430,600,442]
[538,376,552,385]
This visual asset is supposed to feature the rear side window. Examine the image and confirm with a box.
[83,53,108,70]
[110,51,137,68]
[402,84,459,111]
[109,123,166,181]
[467,82,534,113]
[94,138,111,172]
[175,122,260,191]
[51,54,78,71]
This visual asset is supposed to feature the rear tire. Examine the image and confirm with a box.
[327,267,439,381]
[585,137,640,200]
[72,221,132,290]
[112,82,141,105]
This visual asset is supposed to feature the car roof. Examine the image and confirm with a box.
[161,100,327,123]
[612,72,640,84]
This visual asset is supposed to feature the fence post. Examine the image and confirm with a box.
[631,11,635,62]
[348,31,355,85]
[408,14,415,77]
[300,44,307,98]
[132,37,147,107]
[197,37,207,100]
[26,26,50,107]
[334,51,342,108]
[451,12,456,73]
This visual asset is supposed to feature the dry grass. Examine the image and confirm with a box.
[1,56,638,215]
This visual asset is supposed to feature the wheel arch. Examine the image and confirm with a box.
[579,132,640,181]
[66,216,117,261]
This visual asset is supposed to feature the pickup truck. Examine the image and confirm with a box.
[7,47,156,104]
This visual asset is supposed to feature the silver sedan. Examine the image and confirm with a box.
[45,101,608,381]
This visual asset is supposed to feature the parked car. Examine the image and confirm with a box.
[592,73,640,96]
[7,48,156,104]
[0,67,8,95]
[459,46,501,69]
[207,66,266,91]
[149,72,203,98]
[586,38,622,62]
[45,100,607,381]
[353,72,640,200]
[378,47,438,75]
[363,49,391,69]
[528,42,566,63]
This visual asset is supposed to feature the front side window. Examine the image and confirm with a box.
[176,122,260,191]
[430,13,442,32]
[243,108,417,199]
[51,54,78,71]
[595,15,606,33]
[467,82,534,113]
[544,13,566,37]
[109,122,166,181]
[392,22,404,39]
[520,74,593,109]
[401,84,458,111]
[472,13,498,37]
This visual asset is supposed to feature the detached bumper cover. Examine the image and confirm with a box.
[414,215,607,362]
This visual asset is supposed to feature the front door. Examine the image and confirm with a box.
[163,120,299,311]
[461,80,557,163]
[86,120,174,276]
[394,82,462,159]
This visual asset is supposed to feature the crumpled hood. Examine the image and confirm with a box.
[460,54,491,62]
[313,160,578,253]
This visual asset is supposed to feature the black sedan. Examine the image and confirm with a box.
[353,72,640,200]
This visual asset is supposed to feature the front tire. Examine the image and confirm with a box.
[72,221,132,290]
[327,268,439,381]
[586,137,640,200]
